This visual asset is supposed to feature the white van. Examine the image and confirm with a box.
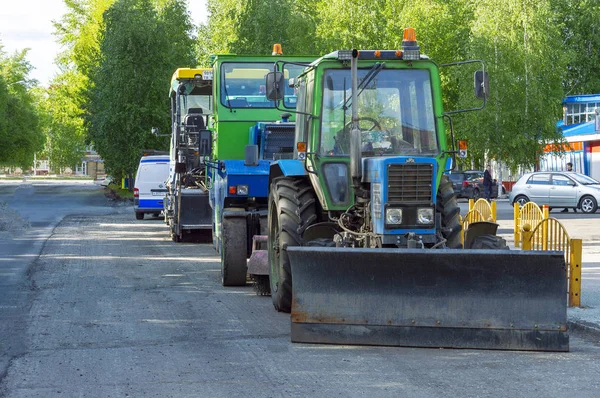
[134,155,170,220]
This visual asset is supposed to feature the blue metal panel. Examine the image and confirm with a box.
[564,94,600,104]
[562,121,596,137]
[218,160,271,198]
[584,142,591,176]
[365,157,437,236]
[249,124,260,146]
[227,174,269,197]
[138,199,164,209]
[276,159,307,177]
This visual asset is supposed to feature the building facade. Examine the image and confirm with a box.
[541,94,600,180]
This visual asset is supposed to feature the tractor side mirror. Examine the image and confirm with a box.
[474,71,489,99]
[198,129,212,157]
[151,127,159,136]
[266,71,285,101]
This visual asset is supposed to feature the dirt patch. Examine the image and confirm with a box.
[0,201,30,236]
[104,186,133,202]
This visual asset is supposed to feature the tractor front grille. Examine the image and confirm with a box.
[263,124,295,161]
[387,163,433,204]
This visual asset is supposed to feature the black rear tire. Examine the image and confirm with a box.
[135,212,144,220]
[436,175,462,249]
[268,177,317,313]
[221,215,248,286]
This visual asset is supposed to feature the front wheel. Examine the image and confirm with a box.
[436,175,462,249]
[268,177,317,313]
[135,212,144,220]
[580,195,598,213]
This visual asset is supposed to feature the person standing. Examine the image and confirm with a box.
[483,165,493,201]
[561,162,576,213]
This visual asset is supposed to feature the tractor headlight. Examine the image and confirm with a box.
[385,208,403,225]
[236,185,249,196]
[417,208,434,225]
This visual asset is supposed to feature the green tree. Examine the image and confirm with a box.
[0,46,45,168]
[198,0,317,64]
[453,0,567,170]
[88,0,196,178]
[39,71,87,171]
[553,0,600,95]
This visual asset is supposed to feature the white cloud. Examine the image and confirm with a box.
[0,0,68,86]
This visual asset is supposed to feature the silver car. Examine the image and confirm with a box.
[509,172,600,214]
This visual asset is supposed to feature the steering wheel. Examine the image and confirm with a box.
[332,117,384,155]
[343,117,383,132]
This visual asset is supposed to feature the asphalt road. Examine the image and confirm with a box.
[1,182,600,397]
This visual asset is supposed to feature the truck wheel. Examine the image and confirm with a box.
[170,229,181,242]
[436,175,462,249]
[135,212,144,220]
[221,215,248,286]
[268,177,317,313]
[470,234,509,250]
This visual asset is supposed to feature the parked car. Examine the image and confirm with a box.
[508,171,600,213]
[134,155,170,220]
[446,170,503,199]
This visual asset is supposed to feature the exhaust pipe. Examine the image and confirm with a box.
[350,49,361,190]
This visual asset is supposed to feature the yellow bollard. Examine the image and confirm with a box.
[491,200,497,222]
[542,205,549,250]
[468,198,474,212]
[543,204,549,220]
[569,239,582,307]
[522,224,532,251]
[459,215,464,247]
[514,203,520,247]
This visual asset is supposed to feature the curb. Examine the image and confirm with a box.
[567,320,600,340]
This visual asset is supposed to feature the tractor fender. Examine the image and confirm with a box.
[269,160,307,186]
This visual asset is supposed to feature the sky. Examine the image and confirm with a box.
[0,0,208,87]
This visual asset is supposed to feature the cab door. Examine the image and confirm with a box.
[549,173,578,207]
[525,173,551,206]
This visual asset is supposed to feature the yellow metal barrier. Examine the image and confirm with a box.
[460,209,484,247]
[514,202,545,247]
[570,239,582,307]
[469,198,496,222]
[523,217,582,307]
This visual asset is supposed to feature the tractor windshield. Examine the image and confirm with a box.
[320,68,438,157]
[220,62,302,108]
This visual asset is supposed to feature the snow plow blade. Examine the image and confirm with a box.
[287,247,568,352]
